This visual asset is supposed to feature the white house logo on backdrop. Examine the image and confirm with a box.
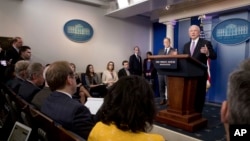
[212,18,250,45]
[64,19,94,43]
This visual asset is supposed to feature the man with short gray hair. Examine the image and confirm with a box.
[221,58,250,141]
[18,62,44,102]
[6,60,30,93]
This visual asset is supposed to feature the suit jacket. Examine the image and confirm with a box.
[31,86,51,110]
[118,68,129,78]
[158,47,176,55]
[183,38,217,65]
[41,91,94,140]
[5,46,19,64]
[6,77,24,94]
[84,73,101,87]
[18,80,41,102]
[102,70,118,85]
[183,38,217,113]
[129,54,142,75]
[143,59,157,78]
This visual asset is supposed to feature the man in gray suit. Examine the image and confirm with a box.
[158,37,176,105]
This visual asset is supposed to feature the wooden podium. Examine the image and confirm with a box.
[149,54,207,132]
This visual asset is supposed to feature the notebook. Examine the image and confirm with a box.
[85,97,104,115]
[7,121,32,141]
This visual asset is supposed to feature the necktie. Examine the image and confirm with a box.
[190,41,196,56]
[164,48,167,55]
[136,55,140,62]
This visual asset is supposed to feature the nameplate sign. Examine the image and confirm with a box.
[154,58,177,69]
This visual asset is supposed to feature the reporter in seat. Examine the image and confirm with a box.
[88,75,164,141]
[41,61,94,140]
[221,59,250,141]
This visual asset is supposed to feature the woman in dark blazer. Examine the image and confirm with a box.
[143,51,157,82]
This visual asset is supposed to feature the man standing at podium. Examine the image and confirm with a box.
[183,25,217,113]
[158,37,175,105]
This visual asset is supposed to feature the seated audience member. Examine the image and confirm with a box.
[41,61,94,140]
[4,63,15,83]
[69,63,81,83]
[85,64,107,97]
[6,60,30,93]
[221,59,250,141]
[31,65,51,110]
[89,76,164,141]
[18,46,31,61]
[18,62,44,102]
[102,61,118,88]
[70,62,91,103]
[76,85,91,104]
[143,51,157,83]
[118,60,130,79]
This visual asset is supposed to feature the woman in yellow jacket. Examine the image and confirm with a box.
[88,76,164,141]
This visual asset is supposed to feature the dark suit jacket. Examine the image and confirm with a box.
[183,38,217,113]
[31,86,51,110]
[143,59,157,78]
[41,91,94,140]
[5,46,19,64]
[118,68,129,78]
[18,80,41,102]
[129,54,142,75]
[158,47,176,55]
[6,77,24,94]
[183,38,217,65]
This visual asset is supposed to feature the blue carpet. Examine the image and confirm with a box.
[154,98,226,141]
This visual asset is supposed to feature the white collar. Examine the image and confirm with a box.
[192,38,199,43]
[56,90,72,98]
[13,46,19,52]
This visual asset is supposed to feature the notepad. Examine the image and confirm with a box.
[85,97,104,115]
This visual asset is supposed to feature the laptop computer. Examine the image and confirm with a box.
[7,121,32,141]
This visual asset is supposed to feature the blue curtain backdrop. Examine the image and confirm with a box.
[153,22,166,55]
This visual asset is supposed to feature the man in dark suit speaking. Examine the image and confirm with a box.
[183,25,217,113]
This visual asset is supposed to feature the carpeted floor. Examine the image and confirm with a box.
[154,98,226,141]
